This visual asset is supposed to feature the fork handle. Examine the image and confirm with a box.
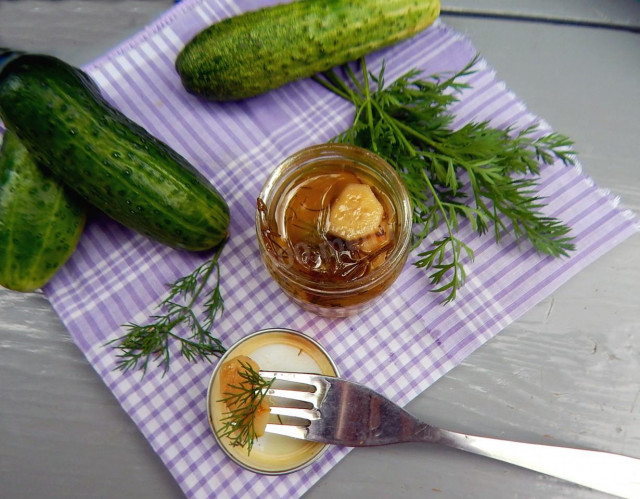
[434,429,640,498]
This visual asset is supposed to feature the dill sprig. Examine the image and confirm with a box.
[108,239,228,376]
[314,57,576,302]
[216,360,274,454]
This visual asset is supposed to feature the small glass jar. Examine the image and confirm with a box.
[256,143,412,317]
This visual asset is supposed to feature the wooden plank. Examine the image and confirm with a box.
[444,0,640,30]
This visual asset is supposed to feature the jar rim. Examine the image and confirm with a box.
[255,143,412,295]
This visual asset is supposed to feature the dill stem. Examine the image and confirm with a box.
[312,71,355,102]
[369,100,418,155]
[392,118,444,154]
[359,59,378,153]
[345,63,366,95]
[421,169,461,271]
[187,238,226,311]
[111,238,228,375]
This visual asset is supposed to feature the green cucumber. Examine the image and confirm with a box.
[175,0,441,101]
[0,52,229,251]
[0,130,86,292]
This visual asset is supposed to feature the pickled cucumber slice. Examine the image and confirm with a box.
[328,183,384,241]
[219,355,270,437]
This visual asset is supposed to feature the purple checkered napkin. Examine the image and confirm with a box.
[28,0,638,497]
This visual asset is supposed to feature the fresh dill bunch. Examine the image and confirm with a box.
[109,239,228,376]
[314,57,576,303]
[216,360,274,454]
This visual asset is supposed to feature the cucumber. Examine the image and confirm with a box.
[0,130,86,292]
[175,0,441,101]
[0,52,229,251]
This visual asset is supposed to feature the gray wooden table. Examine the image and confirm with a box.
[1,1,639,498]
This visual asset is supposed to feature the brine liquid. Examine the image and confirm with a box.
[258,166,397,283]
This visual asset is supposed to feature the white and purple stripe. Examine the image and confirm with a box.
[2,0,636,498]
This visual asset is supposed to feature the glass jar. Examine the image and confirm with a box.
[256,143,412,317]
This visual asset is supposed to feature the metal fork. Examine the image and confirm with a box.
[260,371,640,498]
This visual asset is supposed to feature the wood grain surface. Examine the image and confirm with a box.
[1,1,639,498]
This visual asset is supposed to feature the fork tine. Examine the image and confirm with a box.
[264,423,308,440]
[260,371,326,439]
[259,371,318,384]
[269,405,320,420]
[267,388,318,406]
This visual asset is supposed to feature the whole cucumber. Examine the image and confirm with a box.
[0,52,229,251]
[175,0,441,101]
[0,130,86,292]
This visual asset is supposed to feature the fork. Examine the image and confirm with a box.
[260,371,640,498]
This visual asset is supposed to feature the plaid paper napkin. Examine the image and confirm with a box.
[7,0,633,497]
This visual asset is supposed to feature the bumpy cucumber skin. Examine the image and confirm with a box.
[0,54,229,251]
[175,0,441,101]
[0,131,86,292]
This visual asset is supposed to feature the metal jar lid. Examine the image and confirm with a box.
[206,328,339,475]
